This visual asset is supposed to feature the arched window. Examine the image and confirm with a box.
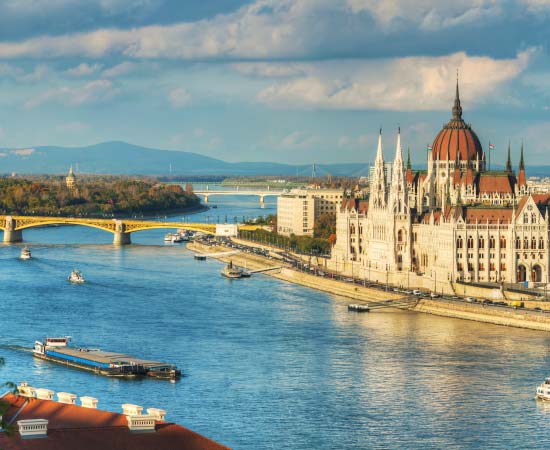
[532,238,537,249]
[457,237,463,249]
[532,213,537,223]
[540,238,545,250]
[524,213,529,223]
[489,236,495,249]
[479,237,485,248]
[515,238,520,249]
[524,238,529,249]
[500,236,506,248]
[398,229,404,242]
[467,237,474,249]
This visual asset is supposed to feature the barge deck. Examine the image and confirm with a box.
[33,337,181,380]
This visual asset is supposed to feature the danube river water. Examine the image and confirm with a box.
[2,194,550,449]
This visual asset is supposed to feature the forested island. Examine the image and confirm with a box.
[0,175,200,217]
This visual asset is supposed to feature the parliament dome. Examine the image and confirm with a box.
[431,81,483,162]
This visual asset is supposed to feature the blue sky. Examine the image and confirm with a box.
[0,0,549,166]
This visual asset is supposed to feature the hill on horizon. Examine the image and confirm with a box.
[0,141,369,177]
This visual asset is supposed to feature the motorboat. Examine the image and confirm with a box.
[348,304,370,312]
[221,260,245,278]
[536,378,550,401]
[68,269,85,283]
[164,233,183,243]
[20,246,31,260]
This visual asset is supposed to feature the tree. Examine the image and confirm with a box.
[314,213,336,239]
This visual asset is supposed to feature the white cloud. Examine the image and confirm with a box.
[258,50,533,110]
[102,61,136,77]
[231,62,307,78]
[66,62,103,77]
[168,87,192,108]
[25,79,119,109]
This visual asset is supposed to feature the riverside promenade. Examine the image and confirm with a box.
[189,240,550,332]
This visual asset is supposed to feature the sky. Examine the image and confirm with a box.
[0,0,549,166]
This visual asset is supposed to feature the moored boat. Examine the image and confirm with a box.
[221,260,245,278]
[164,233,183,243]
[33,337,181,380]
[20,246,31,260]
[68,269,85,283]
[536,378,550,401]
[348,304,370,312]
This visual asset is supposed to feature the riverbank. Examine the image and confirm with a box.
[188,240,550,331]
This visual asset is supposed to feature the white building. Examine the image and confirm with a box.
[277,188,344,236]
[332,80,548,290]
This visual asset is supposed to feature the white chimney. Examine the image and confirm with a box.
[17,382,35,398]
[122,404,143,416]
[147,408,166,421]
[35,388,55,400]
[126,415,156,432]
[17,419,48,438]
[80,396,98,409]
[57,392,77,405]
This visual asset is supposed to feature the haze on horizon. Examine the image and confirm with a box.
[0,0,548,167]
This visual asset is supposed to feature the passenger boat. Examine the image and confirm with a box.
[20,246,31,260]
[536,378,550,401]
[33,337,181,380]
[194,254,207,261]
[348,304,370,312]
[68,269,85,283]
[221,260,245,278]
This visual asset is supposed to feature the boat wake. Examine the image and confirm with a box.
[0,344,34,354]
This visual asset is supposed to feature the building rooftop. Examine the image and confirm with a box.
[0,392,230,450]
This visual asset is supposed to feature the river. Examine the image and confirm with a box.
[1,194,550,449]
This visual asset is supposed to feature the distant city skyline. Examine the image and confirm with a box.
[0,1,548,166]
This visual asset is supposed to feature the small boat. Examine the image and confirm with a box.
[536,378,550,401]
[164,233,183,243]
[212,205,218,209]
[68,269,85,283]
[20,246,31,260]
[221,260,245,278]
[194,255,207,261]
[348,304,370,312]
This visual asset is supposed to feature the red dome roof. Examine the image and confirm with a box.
[431,81,484,162]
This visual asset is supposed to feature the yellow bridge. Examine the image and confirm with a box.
[0,215,225,245]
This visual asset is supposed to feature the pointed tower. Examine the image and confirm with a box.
[370,129,387,209]
[506,141,512,173]
[518,142,527,192]
[65,165,76,190]
[389,127,408,215]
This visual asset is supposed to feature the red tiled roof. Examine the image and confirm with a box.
[461,168,476,186]
[478,173,515,194]
[463,208,513,224]
[518,168,527,186]
[340,198,368,213]
[0,394,230,450]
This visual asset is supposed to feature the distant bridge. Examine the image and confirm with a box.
[194,187,283,208]
[0,215,221,245]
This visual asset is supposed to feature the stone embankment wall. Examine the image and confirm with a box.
[415,299,550,332]
[189,241,550,332]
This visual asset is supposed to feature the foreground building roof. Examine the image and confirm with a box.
[0,393,230,450]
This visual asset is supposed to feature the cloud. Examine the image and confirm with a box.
[168,87,192,108]
[102,61,136,77]
[231,62,307,78]
[66,63,103,77]
[25,79,119,109]
[0,0,541,62]
[258,49,533,110]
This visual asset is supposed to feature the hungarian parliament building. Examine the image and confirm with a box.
[332,81,549,289]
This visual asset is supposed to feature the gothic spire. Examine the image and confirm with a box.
[519,141,525,171]
[375,128,384,164]
[394,126,403,165]
[406,146,411,170]
[506,141,512,172]
[452,70,463,121]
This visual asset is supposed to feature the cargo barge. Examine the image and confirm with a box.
[33,337,181,380]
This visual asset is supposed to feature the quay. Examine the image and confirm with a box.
[188,239,550,332]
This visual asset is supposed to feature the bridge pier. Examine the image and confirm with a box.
[113,220,131,245]
[259,195,265,209]
[203,195,209,204]
[3,216,22,243]
[3,228,22,243]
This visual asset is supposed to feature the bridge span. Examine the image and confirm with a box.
[0,215,222,245]
[194,189,282,208]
